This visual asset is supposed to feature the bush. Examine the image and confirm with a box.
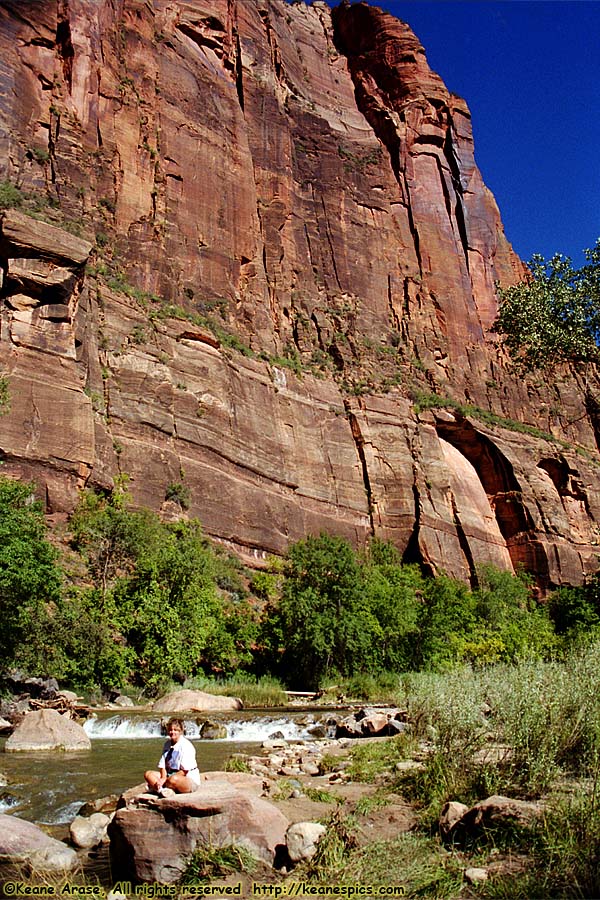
[0,180,23,210]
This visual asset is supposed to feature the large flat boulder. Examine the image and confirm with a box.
[109,784,289,883]
[0,814,78,871]
[4,708,91,752]
[152,689,242,713]
[0,210,92,265]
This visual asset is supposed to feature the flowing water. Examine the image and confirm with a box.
[0,709,330,825]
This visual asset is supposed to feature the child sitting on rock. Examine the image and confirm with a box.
[144,717,201,794]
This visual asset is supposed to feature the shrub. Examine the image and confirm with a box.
[0,180,23,209]
[164,480,191,510]
[0,374,10,414]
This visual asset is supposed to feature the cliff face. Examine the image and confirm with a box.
[0,0,599,587]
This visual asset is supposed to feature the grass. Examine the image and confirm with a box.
[410,390,563,443]
[295,809,464,898]
[180,674,288,708]
[321,671,403,703]
[303,785,341,804]
[180,844,257,884]
[347,733,417,783]
[333,833,465,897]
[224,755,251,773]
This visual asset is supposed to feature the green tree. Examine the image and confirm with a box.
[275,533,378,689]
[361,539,421,671]
[548,573,600,648]
[493,241,600,370]
[414,575,477,671]
[0,476,63,677]
[116,519,230,692]
[470,565,555,663]
[67,488,243,693]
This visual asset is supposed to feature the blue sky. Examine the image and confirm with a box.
[322,1,600,267]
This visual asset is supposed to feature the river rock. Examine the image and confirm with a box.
[152,690,242,713]
[361,712,390,735]
[446,795,544,842]
[201,772,266,795]
[111,695,135,708]
[439,801,469,837]
[5,708,91,752]
[200,719,228,740]
[286,822,327,863]
[70,812,111,849]
[0,813,78,871]
[465,867,489,885]
[306,724,328,738]
[109,784,289,882]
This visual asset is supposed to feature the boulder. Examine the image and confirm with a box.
[201,772,266,795]
[361,712,390,735]
[109,784,289,883]
[0,210,93,265]
[286,822,327,863]
[0,813,78,871]
[439,801,469,837]
[80,794,119,816]
[6,673,60,699]
[199,719,228,740]
[306,724,328,739]
[111,695,135,708]
[387,719,410,736]
[69,812,111,849]
[152,690,243,713]
[5,708,91,752]
[336,716,363,738]
[0,699,32,724]
[445,795,544,842]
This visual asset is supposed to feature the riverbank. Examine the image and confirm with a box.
[6,647,600,897]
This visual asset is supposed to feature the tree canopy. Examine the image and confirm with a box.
[0,476,62,676]
[493,240,600,370]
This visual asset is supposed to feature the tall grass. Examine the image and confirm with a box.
[395,643,600,814]
[180,673,288,707]
[479,780,600,898]
[482,643,600,794]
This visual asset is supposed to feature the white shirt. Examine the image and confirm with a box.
[158,735,200,785]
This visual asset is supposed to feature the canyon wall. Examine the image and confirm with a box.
[0,0,599,587]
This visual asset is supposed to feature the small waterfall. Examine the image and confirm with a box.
[83,716,166,739]
[0,794,18,814]
[83,715,313,741]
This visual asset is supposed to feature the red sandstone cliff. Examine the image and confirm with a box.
[0,0,598,588]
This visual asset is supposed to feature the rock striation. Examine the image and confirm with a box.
[0,0,599,587]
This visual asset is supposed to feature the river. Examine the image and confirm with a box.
[0,709,330,825]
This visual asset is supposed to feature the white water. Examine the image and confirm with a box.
[82,714,314,742]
